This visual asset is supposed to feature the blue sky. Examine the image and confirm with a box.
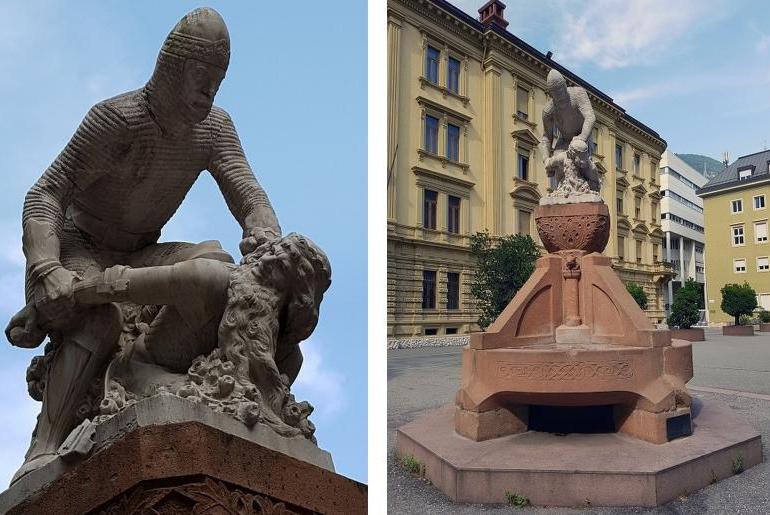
[0,1,366,484]
[452,0,770,162]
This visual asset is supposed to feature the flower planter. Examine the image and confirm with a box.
[670,328,705,342]
[759,323,770,332]
[723,325,755,336]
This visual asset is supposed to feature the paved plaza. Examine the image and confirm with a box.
[388,328,770,514]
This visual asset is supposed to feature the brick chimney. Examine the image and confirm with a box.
[478,0,508,29]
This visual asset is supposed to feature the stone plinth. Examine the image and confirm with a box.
[0,395,366,515]
[397,400,762,507]
[670,328,706,341]
[723,325,755,336]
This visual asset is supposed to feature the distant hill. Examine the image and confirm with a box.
[676,154,724,179]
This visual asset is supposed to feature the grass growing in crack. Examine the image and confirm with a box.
[401,455,421,475]
[505,491,530,508]
[732,454,744,475]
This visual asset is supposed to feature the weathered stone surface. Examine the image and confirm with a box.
[723,325,755,336]
[670,328,706,342]
[397,401,761,507]
[1,417,365,515]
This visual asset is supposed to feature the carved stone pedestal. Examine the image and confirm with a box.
[396,200,762,506]
[0,395,367,514]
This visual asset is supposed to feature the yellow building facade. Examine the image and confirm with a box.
[698,151,770,323]
[387,0,672,337]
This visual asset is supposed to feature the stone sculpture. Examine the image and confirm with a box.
[5,7,330,483]
[540,69,602,204]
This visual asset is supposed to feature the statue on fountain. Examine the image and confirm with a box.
[540,69,602,204]
[5,7,330,484]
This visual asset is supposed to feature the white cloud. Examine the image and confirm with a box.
[292,339,346,419]
[756,34,770,55]
[554,0,726,69]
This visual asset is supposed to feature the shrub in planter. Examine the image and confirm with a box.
[759,310,770,323]
[721,282,757,326]
[668,279,701,329]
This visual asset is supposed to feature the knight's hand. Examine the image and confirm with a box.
[5,305,46,348]
[569,137,588,153]
[239,227,280,256]
[34,266,79,322]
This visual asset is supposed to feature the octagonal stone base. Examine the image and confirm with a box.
[396,400,761,507]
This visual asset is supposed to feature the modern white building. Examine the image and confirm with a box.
[659,151,708,316]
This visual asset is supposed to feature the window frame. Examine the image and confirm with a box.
[731,198,743,214]
[447,195,461,234]
[733,258,747,274]
[615,142,624,171]
[446,122,460,162]
[422,270,437,309]
[446,271,460,310]
[755,220,768,244]
[754,194,766,211]
[732,224,745,247]
[757,256,769,272]
[424,45,440,84]
[446,55,461,94]
[423,189,438,230]
[423,114,440,155]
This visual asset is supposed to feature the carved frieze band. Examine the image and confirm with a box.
[495,360,634,381]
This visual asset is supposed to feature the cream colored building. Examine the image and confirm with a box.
[387,0,672,337]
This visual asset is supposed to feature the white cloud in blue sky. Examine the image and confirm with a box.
[454,0,770,158]
[0,0,366,485]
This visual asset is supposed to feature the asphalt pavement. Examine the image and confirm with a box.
[387,328,770,514]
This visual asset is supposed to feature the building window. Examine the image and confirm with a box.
[445,327,458,335]
[447,195,461,234]
[731,199,743,213]
[446,123,460,161]
[518,210,531,235]
[636,240,643,264]
[738,168,753,181]
[425,46,440,84]
[516,86,529,120]
[653,243,659,262]
[422,270,436,309]
[424,115,439,154]
[650,161,657,181]
[758,256,769,271]
[756,220,768,243]
[734,259,747,273]
[732,225,745,246]
[424,327,438,336]
[548,174,558,190]
[755,195,766,210]
[634,196,641,219]
[517,151,529,180]
[591,126,599,155]
[423,189,437,229]
[447,56,461,94]
[446,272,460,310]
[617,236,625,260]
[615,143,623,170]
[633,153,641,176]
[616,192,624,214]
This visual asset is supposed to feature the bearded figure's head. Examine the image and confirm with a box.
[146,7,230,126]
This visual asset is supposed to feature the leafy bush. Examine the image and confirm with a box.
[739,314,755,326]
[626,282,648,310]
[721,282,758,326]
[759,310,770,323]
[470,231,540,329]
[667,279,701,329]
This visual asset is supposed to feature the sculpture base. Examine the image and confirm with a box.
[397,400,761,507]
[0,395,366,514]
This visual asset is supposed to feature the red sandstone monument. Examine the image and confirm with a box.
[397,69,761,508]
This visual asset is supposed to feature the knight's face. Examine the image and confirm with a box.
[549,85,568,106]
[180,58,226,123]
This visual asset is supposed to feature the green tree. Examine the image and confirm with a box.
[626,282,648,310]
[667,278,701,329]
[720,282,758,326]
[470,231,540,328]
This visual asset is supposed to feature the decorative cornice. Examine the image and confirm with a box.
[416,95,472,121]
[419,76,470,106]
[413,165,475,189]
[510,128,539,147]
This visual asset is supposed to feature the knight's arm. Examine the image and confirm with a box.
[540,101,555,159]
[208,108,281,240]
[575,88,596,142]
[22,103,125,283]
